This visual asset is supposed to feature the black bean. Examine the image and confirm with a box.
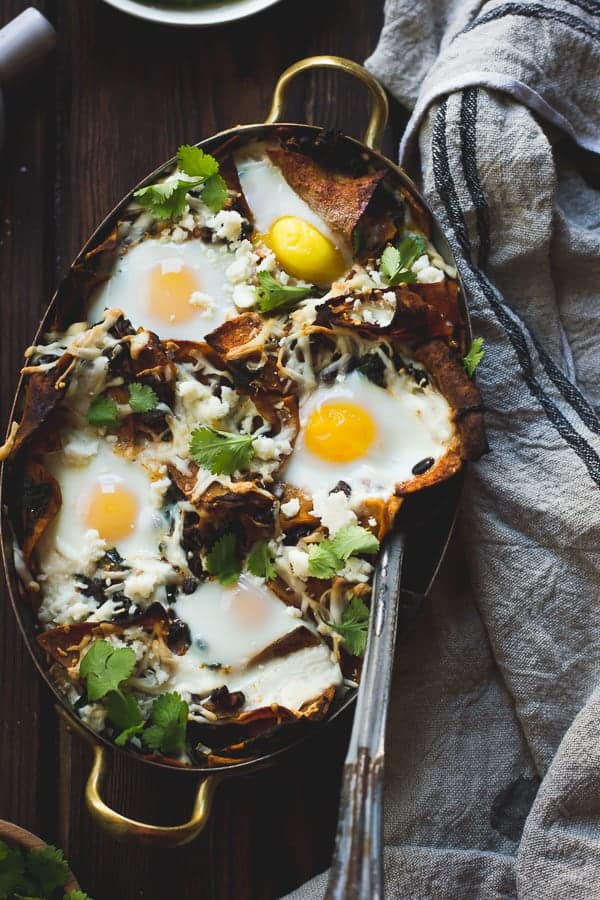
[412,457,435,476]
[182,576,199,594]
[330,481,352,497]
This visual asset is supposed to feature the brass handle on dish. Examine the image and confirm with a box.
[265,55,389,151]
[57,705,220,848]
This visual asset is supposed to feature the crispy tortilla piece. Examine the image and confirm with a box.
[37,602,173,671]
[356,495,403,542]
[10,353,73,456]
[315,286,453,341]
[21,458,61,565]
[248,626,319,667]
[411,280,461,335]
[53,228,120,329]
[414,338,488,461]
[204,313,266,363]
[38,621,116,669]
[394,449,463,496]
[182,481,276,549]
[266,147,386,244]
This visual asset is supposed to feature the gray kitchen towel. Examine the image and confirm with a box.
[286,1,600,898]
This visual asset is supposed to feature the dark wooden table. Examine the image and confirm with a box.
[0,2,410,898]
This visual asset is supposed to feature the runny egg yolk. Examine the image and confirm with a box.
[304,401,377,463]
[83,478,139,542]
[265,216,346,285]
[146,259,199,325]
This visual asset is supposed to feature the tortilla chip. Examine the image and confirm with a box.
[267,147,386,243]
[21,458,61,565]
[413,338,488,461]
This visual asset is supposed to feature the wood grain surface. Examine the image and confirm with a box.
[0,2,410,898]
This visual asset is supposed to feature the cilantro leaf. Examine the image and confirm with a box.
[205,532,241,586]
[80,641,136,701]
[308,525,380,579]
[463,337,485,376]
[201,173,228,213]
[143,692,189,756]
[134,146,226,220]
[380,233,427,285]
[177,145,219,179]
[256,271,313,314]
[325,595,370,657]
[189,426,255,476]
[134,179,192,221]
[64,893,92,900]
[25,845,69,895]
[329,524,380,559]
[86,395,119,428]
[0,840,25,896]
[128,382,159,414]
[104,689,144,746]
[247,541,276,580]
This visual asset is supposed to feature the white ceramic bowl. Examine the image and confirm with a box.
[100,0,284,26]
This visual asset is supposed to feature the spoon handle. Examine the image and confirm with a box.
[324,530,406,900]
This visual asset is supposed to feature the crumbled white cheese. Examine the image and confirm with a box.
[340,557,373,583]
[417,266,444,283]
[123,558,173,603]
[256,251,277,273]
[176,378,230,423]
[287,546,310,580]
[280,497,300,518]
[61,429,99,465]
[226,239,256,284]
[207,209,244,242]
[232,282,257,309]
[310,490,357,536]
[189,291,217,317]
[171,226,187,243]
[253,434,292,461]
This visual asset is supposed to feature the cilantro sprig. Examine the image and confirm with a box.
[247,540,276,580]
[463,337,485,376]
[205,532,241,586]
[189,426,255,476]
[380,233,427,285]
[79,640,189,755]
[143,693,189,756]
[86,394,119,428]
[134,144,227,220]
[86,383,159,427]
[0,839,91,900]
[308,525,380,579]
[256,271,313,314]
[79,642,136,701]
[128,382,159,413]
[322,595,370,657]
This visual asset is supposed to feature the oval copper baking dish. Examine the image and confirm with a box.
[0,56,476,847]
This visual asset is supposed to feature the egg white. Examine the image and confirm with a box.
[87,238,238,340]
[171,573,342,709]
[235,150,351,264]
[282,368,454,501]
[38,440,168,563]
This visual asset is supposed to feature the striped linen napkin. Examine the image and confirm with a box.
[286,1,600,897]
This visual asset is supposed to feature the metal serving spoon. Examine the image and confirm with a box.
[324,528,406,900]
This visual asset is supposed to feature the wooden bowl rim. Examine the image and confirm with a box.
[0,819,81,892]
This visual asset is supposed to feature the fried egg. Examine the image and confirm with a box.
[38,441,168,562]
[282,368,454,500]
[236,151,351,286]
[171,573,342,709]
[87,239,238,340]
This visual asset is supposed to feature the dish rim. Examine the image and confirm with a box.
[99,0,284,27]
